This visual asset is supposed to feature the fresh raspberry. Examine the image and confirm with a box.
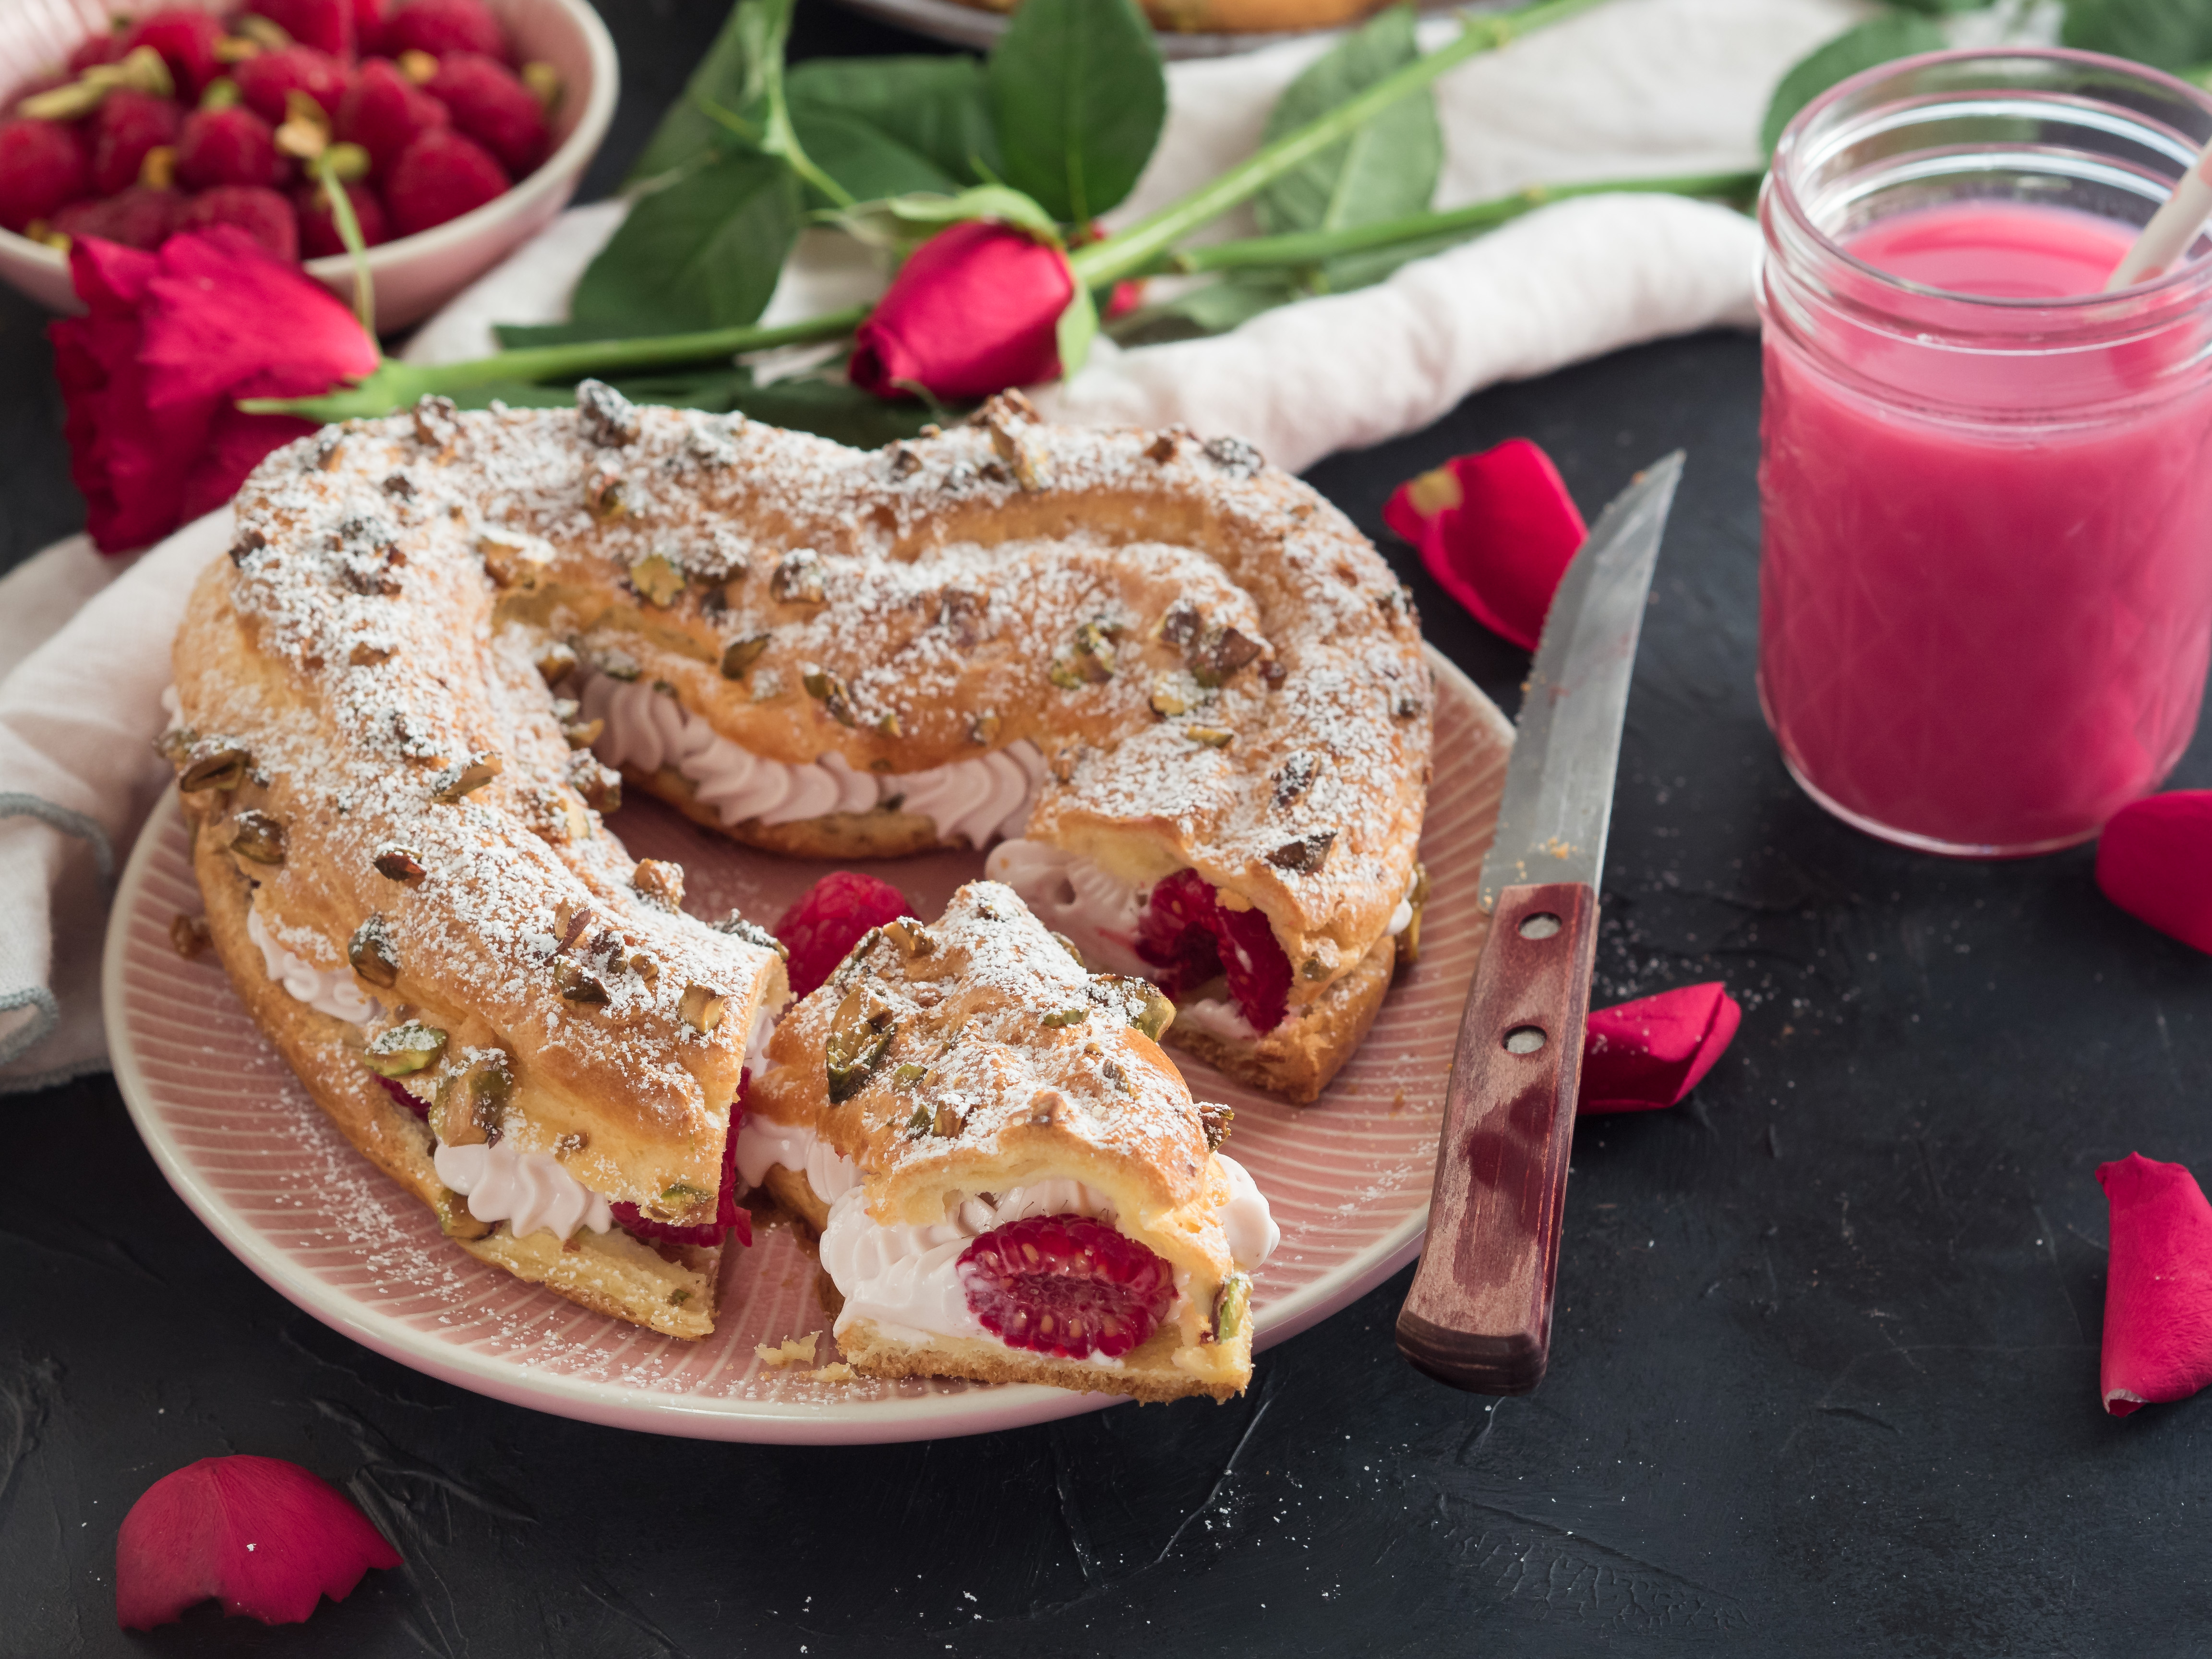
[235,46,352,127]
[294,177,389,256]
[353,0,390,53]
[381,0,508,62]
[53,184,185,250]
[383,126,507,233]
[610,1072,753,1248]
[90,89,182,197]
[252,0,356,58]
[958,1215,1176,1359]
[181,184,299,261]
[772,872,914,1000]
[337,58,449,174]
[375,1075,429,1120]
[1135,868,1292,1032]
[176,106,289,192]
[67,32,131,75]
[124,9,226,99]
[0,118,90,233]
[427,53,546,175]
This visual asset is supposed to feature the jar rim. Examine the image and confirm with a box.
[1768,45,2212,315]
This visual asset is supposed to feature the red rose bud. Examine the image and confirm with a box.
[115,1454,401,1630]
[1579,982,1740,1114]
[1384,438,1587,651]
[849,219,1074,404]
[2096,791,2212,956]
[49,226,379,552]
[2097,1154,2212,1416]
[0,118,90,232]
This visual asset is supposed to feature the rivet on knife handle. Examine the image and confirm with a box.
[1395,885,1595,1395]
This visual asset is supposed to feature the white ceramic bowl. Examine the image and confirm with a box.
[0,0,616,331]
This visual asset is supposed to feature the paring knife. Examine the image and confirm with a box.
[1395,452,1685,1396]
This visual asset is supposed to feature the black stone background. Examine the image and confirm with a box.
[6,2,2212,1653]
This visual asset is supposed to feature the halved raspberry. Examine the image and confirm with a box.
[958,1215,1175,1359]
[610,1072,753,1249]
[772,871,913,1000]
[236,46,353,127]
[253,0,357,59]
[54,185,184,250]
[181,184,299,261]
[426,53,546,175]
[0,118,90,233]
[375,1074,429,1119]
[381,0,509,62]
[1134,868,1292,1033]
[124,9,226,99]
[294,177,390,256]
[90,89,182,198]
[68,32,131,75]
[383,127,505,234]
[337,58,449,174]
[176,106,289,192]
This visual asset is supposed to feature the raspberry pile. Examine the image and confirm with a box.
[0,0,555,267]
[1134,868,1293,1033]
[772,871,916,1001]
[957,1215,1177,1359]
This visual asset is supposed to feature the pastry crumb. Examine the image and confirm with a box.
[756,1332,820,1368]
[809,1361,856,1383]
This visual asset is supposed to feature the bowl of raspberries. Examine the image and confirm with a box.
[0,0,616,330]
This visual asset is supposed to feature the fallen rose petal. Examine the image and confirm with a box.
[1383,438,1587,650]
[2096,792,2212,956]
[1579,982,1740,1114]
[116,1455,401,1630]
[2096,1153,2212,1417]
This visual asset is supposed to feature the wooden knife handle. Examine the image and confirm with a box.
[1395,882,1598,1395]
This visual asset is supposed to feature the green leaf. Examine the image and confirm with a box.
[786,56,1003,184]
[986,0,1166,225]
[723,374,945,447]
[2062,0,2212,72]
[1104,275,1298,347]
[1254,2,1442,287]
[835,184,1061,252]
[1760,13,1948,157]
[627,0,779,186]
[1055,280,1099,379]
[568,150,801,337]
[789,105,960,207]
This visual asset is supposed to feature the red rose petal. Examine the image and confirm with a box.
[115,1455,401,1630]
[2096,791,2212,955]
[1383,438,1587,650]
[2096,1154,2212,1416]
[1579,981,1740,1114]
[848,219,1073,403]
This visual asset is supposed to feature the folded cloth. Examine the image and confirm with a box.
[0,0,1854,1089]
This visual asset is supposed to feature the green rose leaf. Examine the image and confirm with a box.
[986,0,1166,226]
[1254,1,1443,288]
[627,0,786,188]
[787,55,1004,185]
[2061,0,2212,72]
[1760,13,1948,157]
[568,150,801,337]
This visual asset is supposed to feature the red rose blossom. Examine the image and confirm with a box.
[50,228,379,553]
[2097,1153,2212,1416]
[1384,438,1587,650]
[1579,981,1741,1114]
[849,219,1074,404]
[115,1454,401,1630]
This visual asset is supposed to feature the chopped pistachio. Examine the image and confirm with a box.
[520,60,562,111]
[1266,830,1335,875]
[628,951,658,981]
[632,858,685,908]
[569,755,621,812]
[431,750,503,803]
[1149,672,1200,718]
[770,549,827,605]
[720,632,771,680]
[629,552,685,607]
[1212,1272,1252,1342]
[679,982,726,1034]
[714,913,787,959]
[433,1049,511,1142]
[1190,625,1265,688]
[348,917,400,988]
[903,1106,932,1139]
[932,1104,965,1137]
[968,711,1000,745]
[1041,1005,1089,1029]
[436,1189,492,1240]
[1050,931,1084,969]
[180,744,250,793]
[803,669,856,727]
[577,378,642,446]
[1198,1100,1234,1153]
[1132,985,1175,1043]
[362,1021,446,1077]
[477,530,548,588]
[155,725,195,764]
[875,710,902,738]
[534,640,579,684]
[557,961,609,1005]
[228,809,286,865]
[825,985,896,1102]
[374,843,426,882]
[586,473,628,520]
[562,716,604,749]
[893,1062,928,1088]
[169,914,211,959]
[881,918,934,958]
[1186,726,1235,749]
[597,649,641,683]
[349,639,393,667]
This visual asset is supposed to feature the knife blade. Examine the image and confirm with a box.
[1395,452,1683,1395]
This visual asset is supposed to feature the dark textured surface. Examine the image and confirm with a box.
[8,3,2212,1655]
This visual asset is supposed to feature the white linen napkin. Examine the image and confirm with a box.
[0,0,1854,1089]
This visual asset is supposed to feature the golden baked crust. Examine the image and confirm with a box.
[191,826,722,1338]
[749,881,1256,1401]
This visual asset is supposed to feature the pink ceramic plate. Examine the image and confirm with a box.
[103,648,1510,1443]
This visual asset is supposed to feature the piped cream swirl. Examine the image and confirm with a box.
[581,673,1044,845]
[433,1140,613,1241]
[246,907,379,1025]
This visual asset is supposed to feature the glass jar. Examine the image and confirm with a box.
[1758,49,2212,856]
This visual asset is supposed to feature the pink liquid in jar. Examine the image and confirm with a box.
[1758,200,2212,854]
